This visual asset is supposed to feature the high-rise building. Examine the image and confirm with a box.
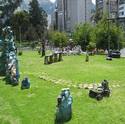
[96,0,118,19]
[119,0,125,28]
[119,0,125,17]
[96,0,125,28]
[55,0,93,32]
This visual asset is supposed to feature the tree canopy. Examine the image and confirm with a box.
[49,31,68,48]
[73,23,94,51]
[9,0,48,42]
[0,0,22,25]
[72,16,125,51]
[11,10,30,40]
[29,0,48,39]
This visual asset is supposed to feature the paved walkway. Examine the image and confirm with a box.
[39,72,122,90]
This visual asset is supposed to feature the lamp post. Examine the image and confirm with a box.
[108,0,110,52]
[85,0,87,51]
[107,0,120,51]
[19,26,22,52]
[85,0,87,22]
[116,0,120,50]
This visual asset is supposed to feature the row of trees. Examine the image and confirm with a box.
[0,0,22,26]
[0,0,48,43]
[11,0,47,42]
[1,0,125,52]
[73,16,125,51]
[49,16,125,51]
[0,0,48,56]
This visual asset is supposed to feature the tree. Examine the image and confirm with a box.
[73,23,94,51]
[95,16,125,50]
[0,0,22,25]
[29,0,47,56]
[11,10,30,41]
[87,42,96,52]
[25,25,39,41]
[49,31,68,48]
[94,10,103,23]
[29,0,47,37]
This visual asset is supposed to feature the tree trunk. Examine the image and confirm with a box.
[41,40,45,57]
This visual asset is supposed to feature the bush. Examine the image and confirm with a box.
[49,31,68,48]
[87,42,96,52]
[18,51,23,56]
[73,23,94,51]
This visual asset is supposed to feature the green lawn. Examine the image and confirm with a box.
[0,51,125,124]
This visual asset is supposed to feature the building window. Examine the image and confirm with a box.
[119,6,124,10]
[119,11,124,16]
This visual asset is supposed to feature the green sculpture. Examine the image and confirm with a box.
[85,51,89,62]
[55,88,73,124]
[0,26,19,85]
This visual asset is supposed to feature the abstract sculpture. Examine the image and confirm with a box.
[55,88,73,124]
[21,77,30,89]
[89,80,110,101]
[0,26,19,85]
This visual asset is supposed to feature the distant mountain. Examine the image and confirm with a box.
[39,1,55,14]
[20,0,55,14]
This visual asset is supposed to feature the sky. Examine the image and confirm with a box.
[92,0,95,4]
[50,0,96,4]
[50,0,56,3]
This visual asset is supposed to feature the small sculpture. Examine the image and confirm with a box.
[85,52,89,62]
[55,88,73,124]
[21,77,30,89]
[89,80,110,101]
[106,51,112,61]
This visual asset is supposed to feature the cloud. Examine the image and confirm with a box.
[50,0,56,3]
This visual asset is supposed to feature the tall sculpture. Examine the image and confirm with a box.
[0,26,19,85]
[55,88,73,124]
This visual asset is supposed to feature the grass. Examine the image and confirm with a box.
[0,51,125,124]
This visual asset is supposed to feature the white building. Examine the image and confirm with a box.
[119,0,125,17]
[118,0,125,28]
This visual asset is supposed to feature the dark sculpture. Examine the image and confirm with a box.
[0,27,19,85]
[85,52,89,62]
[89,80,110,101]
[55,88,73,124]
[44,52,63,65]
[21,77,30,89]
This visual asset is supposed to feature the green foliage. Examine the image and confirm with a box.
[73,23,94,51]
[9,0,48,46]
[18,51,23,56]
[25,25,39,41]
[95,17,125,50]
[11,10,30,40]
[31,41,36,50]
[0,0,22,25]
[73,16,125,51]
[94,10,103,23]
[29,0,47,39]
[87,42,96,52]
[49,31,68,47]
